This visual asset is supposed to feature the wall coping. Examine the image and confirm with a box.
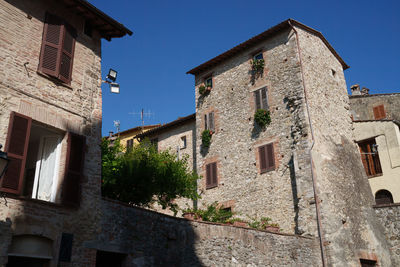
[101,197,314,239]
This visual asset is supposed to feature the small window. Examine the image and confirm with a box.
[373,105,386,120]
[83,20,93,37]
[331,69,336,77]
[205,77,213,88]
[180,136,187,149]
[254,87,268,110]
[204,112,215,132]
[205,162,218,189]
[375,190,393,205]
[126,139,133,149]
[358,139,382,177]
[253,52,263,60]
[258,143,275,173]
[360,259,376,267]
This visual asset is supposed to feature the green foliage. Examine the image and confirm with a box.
[183,202,234,223]
[201,129,212,148]
[199,85,206,95]
[254,109,271,128]
[101,137,124,197]
[247,216,279,230]
[101,138,199,215]
[251,58,265,73]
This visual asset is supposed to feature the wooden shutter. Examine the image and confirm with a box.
[373,105,385,120]
[209,112,215,132]
[206,163,212,188]
[259,143,275,173]
[259,145,267,173]
[204,114,208,130]
[261,87,268,110]
[254,90,261,110]
[39,13,63,77]
[58,24,76,84]
[359,145,370,176]
[62,132,85,206]
[1,112,31,194]
[211,162,217,187]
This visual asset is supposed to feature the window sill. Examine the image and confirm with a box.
[206,184,218,190]
[37,71,73,90]
[1,193,76,210]
[367,173,383,179]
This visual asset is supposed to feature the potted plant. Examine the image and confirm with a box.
[201,129,212,148]
[199,84,211,96]
[251,58,265,73]
[254,109,271,128]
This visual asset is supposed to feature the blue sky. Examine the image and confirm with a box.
[95,0,400,136]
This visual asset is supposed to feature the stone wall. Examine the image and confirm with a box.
[350,93,400,121]
[295,26,393,266]
[0,0,103,266]
[374,204,400,266]
[95,198,322,267]
[194,28,311,234]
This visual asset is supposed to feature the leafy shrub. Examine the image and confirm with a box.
[251,58,265,73]
[199,85,206,95]
[183,202,234,223]
[254,109,271,128]
[201,129,212,148]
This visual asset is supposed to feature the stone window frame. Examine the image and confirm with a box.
[201,156,222,190]
[180,135,187,149]
[202,108,219,134]
[254,138,280,174]
[249,84,272,114]
[357,251,379,267]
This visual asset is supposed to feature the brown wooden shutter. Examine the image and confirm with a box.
[1,112,31,194]
[206,163,211,188]
[254,90,261,110]
[204,114,208,130]
[261,87,268,110]
[259,145,267,173]
[211,162,218,187]
[373,105,386,120]
[359,145,370,176]
[209,112,215,132]
[266,143,275,171]
[58,24,76,84]
[62,132,85,206]
[39,13,63,77]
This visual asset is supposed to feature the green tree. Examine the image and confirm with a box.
[101,138,199,215]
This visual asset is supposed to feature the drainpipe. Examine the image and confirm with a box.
[288,20,327,267]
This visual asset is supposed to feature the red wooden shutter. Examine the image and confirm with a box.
[63,132,85,206]
[211,162,218,187]
[373,105,385,120]
[259,145,267,173]
[206,163,211,188]
[58,24,76,84]
[266,143,275,171]
[209,112,215,132]
[1,112,31,194]
[39,13,63,77]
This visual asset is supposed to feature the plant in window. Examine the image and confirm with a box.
[251,58,265,73]
[199,84,211,96]
[201,129,212,148]
[254,109,271,128]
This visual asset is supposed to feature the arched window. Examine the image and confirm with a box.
[375,190,394,205]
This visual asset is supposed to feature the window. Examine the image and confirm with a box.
[205,162,218,189]
[254,87,268,110]
[39,13,76,84]
[253,52,263,60]
[205,76,213,88]
[180,136,187,149]
[0,112,85,206]
[258,143,275,173]
[358,139,382,177]
[360,259,376,267]
[373,105,386,120]
[59,233,73,262]
[375,190,393,205]
[126,139,133,149]
[204,112,215,132]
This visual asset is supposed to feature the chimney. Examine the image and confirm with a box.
[350,84,361,95]
[361,87,370,95]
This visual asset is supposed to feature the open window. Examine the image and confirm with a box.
[0,112,85,206]
[358,139,382,177]
[375,190,393,205]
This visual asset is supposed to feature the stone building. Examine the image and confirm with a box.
[107,124,160,150]
[187,19,393,266]
[349,85,400,204]
[0,0,131,266]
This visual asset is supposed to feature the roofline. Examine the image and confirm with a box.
[186,19,348,75]
[353,119,400,127]
[349,92,400,98]
[105,124,161,138]
[136,113,196,139]
[65,0,133,40]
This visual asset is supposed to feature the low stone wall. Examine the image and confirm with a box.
[95,198,321,266]
[374,203,400,265]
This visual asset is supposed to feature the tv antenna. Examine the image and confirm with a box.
[113,120,120,135]
[129,109,154,126]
